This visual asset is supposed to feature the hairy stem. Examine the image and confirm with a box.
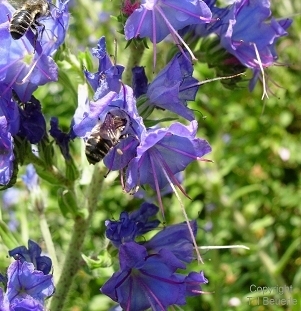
[123,42,145,85]
[49,165,104,311]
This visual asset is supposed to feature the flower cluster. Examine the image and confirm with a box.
[0,240,54,310]
[182,0,292,91]
[0,0,70,186]
[73,37,212,209]
[102,203,208,310]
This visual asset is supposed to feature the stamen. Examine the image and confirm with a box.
[155,6,197,62]
[180,73,246,92]
[252,42,269,100]
[149,151,165,220]
[161,168,204,264]
[199,244,250,250]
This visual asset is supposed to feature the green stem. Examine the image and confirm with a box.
[49,165,104,311]
[39,211,60,283]
[27,152,72,188]
[123,42,145,85]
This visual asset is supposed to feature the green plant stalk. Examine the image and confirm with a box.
[27,152,72,188]
[39,210,60,283]
[49,165,104,311]
[123,42,145,86]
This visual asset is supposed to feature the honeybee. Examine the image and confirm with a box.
[8,0,50,41]
[85,110,129,165]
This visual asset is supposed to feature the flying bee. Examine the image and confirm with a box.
[85,110,130,165]
[8,0,50,42]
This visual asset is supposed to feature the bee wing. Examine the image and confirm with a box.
[7,0,26,9]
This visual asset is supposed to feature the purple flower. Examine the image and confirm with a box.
[124,121,211,197]
[144,221,197,263]
[124,0,212,65]
[9,239,52,275]
[84,37,124,101]
[21,165,39,192]
[49,117,72,160]
[105,202,160,248]
[0,87,20,136]
[145,52,199,121]
[214,0,292,90]
[101,242,187,310]
[132,66,148,99]
[6,261,54,305]
[124,0,212,43]
[0,0,70,102]
[182,271,208,297]
[73,85,144,170]
[13,92,46,144]
[0,116,14,186]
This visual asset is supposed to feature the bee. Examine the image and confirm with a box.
[85,110,129,165]
[9,0,50,41]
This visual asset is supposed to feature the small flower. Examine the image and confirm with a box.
[124,121,211,201]
[0,0,70,102]
[101,242,187,311]
[73,85,144,171]
[6,260,54,305]
[13,92,46,144]
[84,37,125,101]
[124,0,212,66]
[21,165,39,192]
[105,202,160,248]
[49,117,72,160]
[132,66,148,99]
[181,270,208,296]
[144,221,197,263]
[9,240,52,275]
[213,0,292,91]
[145,52,199,121]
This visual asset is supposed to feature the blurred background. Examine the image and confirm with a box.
[0,0,300,310]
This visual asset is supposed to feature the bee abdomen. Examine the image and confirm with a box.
[10,10,33,40]
[85,137,114,165]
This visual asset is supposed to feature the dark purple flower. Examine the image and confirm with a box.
[49,117,72,160]
[105,202,160,248]
[124,121,211,198]
[84,37,124,101]
[0,116,14,186]
[9,239,52,275]
[6,261,54,305]
[144,221,197,263]
[0,0,70,102]
[13,92,46,144]
[183,271,208,297]
[214,0,292,91]
[101,242,187,310]
[146,52,198,121]
[132,66,148,99]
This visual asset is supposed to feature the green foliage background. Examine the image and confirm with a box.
[0,0,300,310]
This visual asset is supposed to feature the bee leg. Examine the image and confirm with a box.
[31,21,45,53]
